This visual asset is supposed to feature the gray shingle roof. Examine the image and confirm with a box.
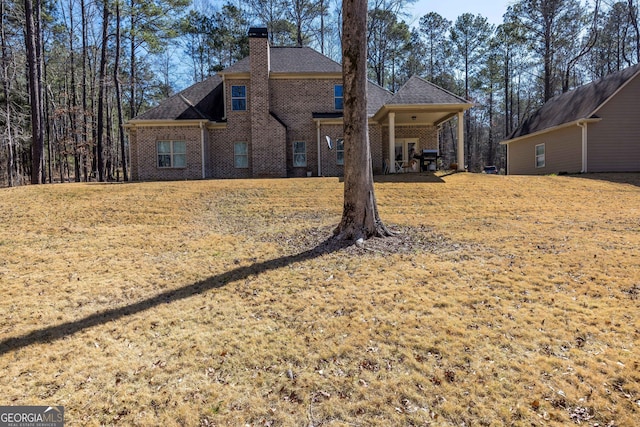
[367,81,393,115]
[509,63,640,139]
[133,75,224,121]
[389,75,469,105]
[222,46,342,74]
[132,49,466,122]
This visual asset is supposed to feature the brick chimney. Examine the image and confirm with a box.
[248,27,270,118]
[247,27,286,177]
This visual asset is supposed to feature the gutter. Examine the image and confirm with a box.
[500,118,601,145]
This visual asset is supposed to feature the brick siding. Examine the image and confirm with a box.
[129,35,440,181]
[381,125,438,164]
[130,125,203,181]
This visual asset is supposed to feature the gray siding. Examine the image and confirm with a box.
[507,125,582,175]
[587,74,640,172]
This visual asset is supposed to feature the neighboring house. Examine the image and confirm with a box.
[502,63,640,175]
[126,28,472,181]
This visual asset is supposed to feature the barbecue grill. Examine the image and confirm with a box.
[420,149,440,171]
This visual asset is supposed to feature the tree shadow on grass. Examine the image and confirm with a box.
[0,237,352,356]
[373,172,446,183]
[569,172,640,187]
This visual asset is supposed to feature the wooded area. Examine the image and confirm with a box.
[1,0,638,186]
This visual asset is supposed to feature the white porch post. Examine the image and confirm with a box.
[388,112,396,173]
[316,121,322,177]
[457,111,465,171]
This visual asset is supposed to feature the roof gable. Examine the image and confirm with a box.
[389,75,470,105]
[133,75,224,121]
[221,46,342,75]
[367,81,393,115]
[509,63,640,139]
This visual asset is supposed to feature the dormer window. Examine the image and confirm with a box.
[334,85,343,110]
[232,85,247,111]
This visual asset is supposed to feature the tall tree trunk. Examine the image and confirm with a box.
[464,53,471,169]
[130,0,137,119]
[81,0,89,181]
[504,50,511,138]
[487,80,495,167]
[114,1,128,181]
[68,0,81,182]
[319,0,325,54]
[334,0,392,241]
[630,0,640,62]
[1,0,14,187]
[96,0,109,182]
[543,24,553,102]
[24,0,45,184]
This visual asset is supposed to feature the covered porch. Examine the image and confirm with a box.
[371,76,473,173]
[373,105,471,174]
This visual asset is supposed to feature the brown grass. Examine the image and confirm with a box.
[1,172,639,426]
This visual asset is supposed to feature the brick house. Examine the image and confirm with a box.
[126,28,472,181]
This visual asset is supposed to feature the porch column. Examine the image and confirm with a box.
[388,112,396,173]
[457,111,465,171]
[316,121,322,177]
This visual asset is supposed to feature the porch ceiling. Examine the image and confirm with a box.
[373,104,472,126]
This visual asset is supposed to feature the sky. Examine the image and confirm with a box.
[407,0,514,27]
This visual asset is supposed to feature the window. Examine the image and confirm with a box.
[157,141,186,168]
[231,85,246,111]
[293,141,307,167]
[535,143,545,168]
[234,142,248,168]
[394,140,417,163]
[334,85,343,110]
[336,138,344,165]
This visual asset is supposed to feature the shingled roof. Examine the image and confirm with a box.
[133,75,225,121]
[132,49,467,123]
[389,75,469,105]
[508,63,640,140]
[221,46,342,75]
[366,82,393,115]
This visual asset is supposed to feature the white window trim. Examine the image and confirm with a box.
[234,142,249,168]
[334,85,343,111]
[293,141,307,167]
[231,85,247,111]
[157,140,186,169]
[336,138,344,165]
[535,143,545,168]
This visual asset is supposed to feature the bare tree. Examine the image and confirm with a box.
[24,0,45,184]
[561,0,601,92]
[629,0,640,62]
[284,0,319,46]
[334,0,392,241]
[114,0,128,181]
[96,0,109,182]
[1,0,15,186]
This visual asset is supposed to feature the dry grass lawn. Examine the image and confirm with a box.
[1,172,639,426]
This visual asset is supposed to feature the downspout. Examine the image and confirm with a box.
[578,121,587,173]
[457,111,465,171]
[200,121,206,179]
[221,74,227,120]
[316,120,322,177]
[126,125,132,179]
[506,142,510,175]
